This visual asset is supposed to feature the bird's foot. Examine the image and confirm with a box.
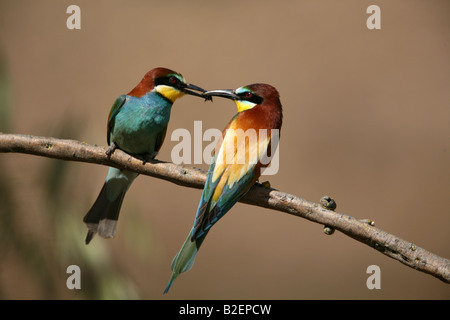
[138,154,154,165]
[106,142,117,157]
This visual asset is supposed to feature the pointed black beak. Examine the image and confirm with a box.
[204,89,239,101]
[181,83,212,101]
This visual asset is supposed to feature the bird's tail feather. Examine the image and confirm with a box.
[83,168,137,244]
[83,182,127,244]
[164,229,208,294]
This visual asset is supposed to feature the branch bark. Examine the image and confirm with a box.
[1,133,449,284]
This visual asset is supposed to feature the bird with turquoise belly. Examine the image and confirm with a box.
[83,67,209,244]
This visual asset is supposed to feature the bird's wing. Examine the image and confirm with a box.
[154,125,168,154]
[107,94,127,145]
[191,122,273,240]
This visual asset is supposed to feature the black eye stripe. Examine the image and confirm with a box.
[155,75,181,87]
[237,92,263,104]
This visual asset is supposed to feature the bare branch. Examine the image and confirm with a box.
[1,133,449,284]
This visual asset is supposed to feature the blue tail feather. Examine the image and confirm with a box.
[164,229,208,294]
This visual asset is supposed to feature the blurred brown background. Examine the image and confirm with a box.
[0,0,449,299]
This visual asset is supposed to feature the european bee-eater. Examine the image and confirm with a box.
[164,83,283,293]
[83,67,208,244]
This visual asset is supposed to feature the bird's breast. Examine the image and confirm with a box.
[110,93,173,155]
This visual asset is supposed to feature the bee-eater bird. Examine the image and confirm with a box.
[164,83,283,293]
[83,67,209,244]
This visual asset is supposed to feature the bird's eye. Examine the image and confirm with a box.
[169,76,177,84]
[245,92,252,98]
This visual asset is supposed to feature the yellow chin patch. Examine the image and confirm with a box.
[235,100,257,112]
[155,85,185,103]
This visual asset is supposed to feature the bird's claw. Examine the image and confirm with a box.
[106,142,117,157]
[135,154,153,165]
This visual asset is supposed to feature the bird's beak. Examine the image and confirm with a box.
[204,89,239,101]
[181,83,212,101]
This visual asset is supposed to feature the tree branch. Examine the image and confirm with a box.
[1,133,449,284]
